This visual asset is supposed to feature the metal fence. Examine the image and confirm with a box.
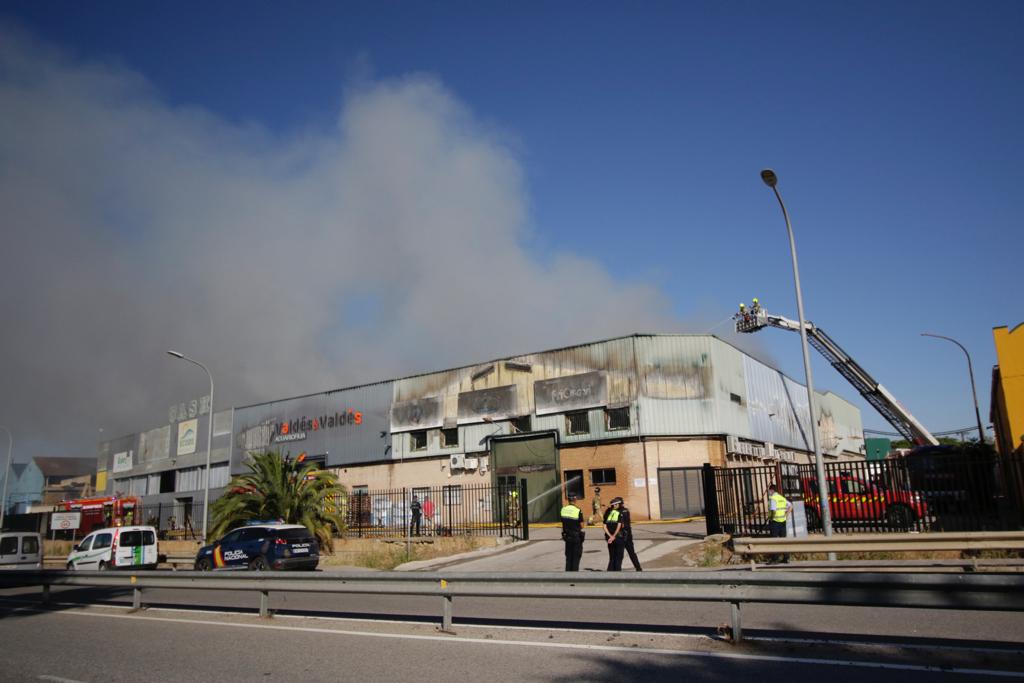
[342,481,526,539]
[709,451,1024,537]
[5,568,1024,643]
[34,481,529,543]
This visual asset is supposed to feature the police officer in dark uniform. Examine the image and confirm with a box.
[603,498,625,571]
[617,498,642,571]
[560,493,585,572]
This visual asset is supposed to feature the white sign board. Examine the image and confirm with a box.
[177,418,198,456]
[789,501,808,538]
[51,511,81,531]
[112,451,133,473]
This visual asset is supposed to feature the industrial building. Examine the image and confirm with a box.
[97,334,865,523]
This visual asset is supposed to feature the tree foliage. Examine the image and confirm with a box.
[208,451,346,551]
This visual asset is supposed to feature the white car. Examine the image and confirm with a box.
[66,526,159,570]
[0,532,42,570]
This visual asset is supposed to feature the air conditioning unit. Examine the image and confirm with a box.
[449,454,465,469]
[726,435,740,454]
[463,457,479,470]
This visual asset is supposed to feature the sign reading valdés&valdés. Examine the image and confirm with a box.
[273,409,363,443]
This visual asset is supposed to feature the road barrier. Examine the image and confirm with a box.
[732,530,1024,556]
[2,569,1023,643]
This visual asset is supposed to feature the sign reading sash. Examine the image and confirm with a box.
[534,371,607,416]
[457,385,517,424]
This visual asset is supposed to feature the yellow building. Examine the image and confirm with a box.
[991,323,1024,455]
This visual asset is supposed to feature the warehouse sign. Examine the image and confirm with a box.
[534,371,607,416]
[112,451,133,473]
[457,385,517,424]
[177,419,198,456]
[391,397,443,432]
[272,409,362,444]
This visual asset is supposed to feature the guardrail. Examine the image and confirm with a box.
[732,530,1024,555]
[3,569,1023,643]
[44,555,197,570]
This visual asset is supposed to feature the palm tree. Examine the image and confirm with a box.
[208,451,346,551]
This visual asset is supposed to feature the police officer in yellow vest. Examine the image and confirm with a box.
[560,494,585,571]
[766,482,791,564]
[603,498,625,571]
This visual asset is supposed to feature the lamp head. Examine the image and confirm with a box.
[760,169,778,188]
[166,350,185,359]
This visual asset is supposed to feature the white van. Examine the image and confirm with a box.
[66,526,159,570]
[0,531,43,570]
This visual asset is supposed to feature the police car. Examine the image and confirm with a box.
[194,521,320,571]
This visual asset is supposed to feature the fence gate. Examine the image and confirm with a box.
[657,468,705,518]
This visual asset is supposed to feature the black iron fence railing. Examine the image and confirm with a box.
[34,481,531,543]
[342,482,525,539]
[709,451,1024,537]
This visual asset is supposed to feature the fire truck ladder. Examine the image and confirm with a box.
[735,309,939,446]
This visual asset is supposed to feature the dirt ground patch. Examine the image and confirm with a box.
[321,536,500,570]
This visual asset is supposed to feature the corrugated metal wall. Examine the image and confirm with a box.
[634,336,718,436]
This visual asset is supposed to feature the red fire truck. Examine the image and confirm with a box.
[801,474,928,531]
[56,496,141,536]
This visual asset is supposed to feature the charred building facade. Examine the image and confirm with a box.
[98,334,864,523]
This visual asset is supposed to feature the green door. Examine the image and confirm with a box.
[491,434,560,523]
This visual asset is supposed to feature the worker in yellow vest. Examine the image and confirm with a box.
[507,488,520,526]
[766,482,791,564]
[560,494,585,571]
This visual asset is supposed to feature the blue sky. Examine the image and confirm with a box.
[0,1,1020,456]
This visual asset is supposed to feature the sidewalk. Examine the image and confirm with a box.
[397,518,709,572]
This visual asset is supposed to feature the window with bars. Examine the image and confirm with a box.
[510,416,532,434]
[566,411,590,435]
[605,407,630,431]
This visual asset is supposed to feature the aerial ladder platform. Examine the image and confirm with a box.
[735,307,939,447]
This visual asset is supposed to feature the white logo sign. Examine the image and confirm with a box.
[112,451,133,473]
[177,419,198,456]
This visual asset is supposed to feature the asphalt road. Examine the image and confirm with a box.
[0,601,1021,682]
[5,521,1021,681]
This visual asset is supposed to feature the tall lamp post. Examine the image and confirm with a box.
[0,426,12,531]
[921,333,986,444]
[167,351,214,542]
[760,169,833,538]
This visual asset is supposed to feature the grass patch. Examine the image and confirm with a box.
[322,537,494,570]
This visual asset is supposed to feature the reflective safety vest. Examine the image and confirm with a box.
[770,492,789,522]
[605,509,621,524]
[560,504,582,520]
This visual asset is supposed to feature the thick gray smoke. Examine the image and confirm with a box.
[1,28,705,458]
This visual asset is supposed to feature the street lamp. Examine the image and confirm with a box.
[167,350,215,542]
[921,333,986,444]
[0,426,12,531]
[760,169,833,538]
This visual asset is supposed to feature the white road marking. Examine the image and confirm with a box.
[6,596,1024,658]
[46,608,1024,678]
